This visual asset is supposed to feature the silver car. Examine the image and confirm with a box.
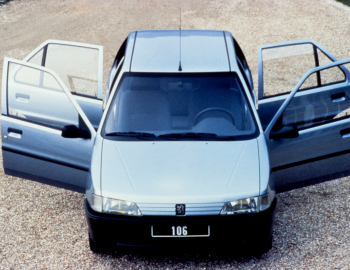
[2,30,350,254]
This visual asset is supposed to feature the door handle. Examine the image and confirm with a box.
[331,92,346,103]
[8,128,22,139]
[340,128,350,138]
[15,93,30,103]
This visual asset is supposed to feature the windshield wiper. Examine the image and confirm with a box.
[160,132,216,137]
[105,132,157,138]
[159,132,236,140]
[215,135,236,140]
[158,132,217,140]
[105,132,236,140]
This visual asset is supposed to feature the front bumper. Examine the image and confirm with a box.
[85,198,276,249]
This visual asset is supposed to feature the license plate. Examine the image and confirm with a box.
[151,225,210,237]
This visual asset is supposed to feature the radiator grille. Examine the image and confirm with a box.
[137,202,224,216]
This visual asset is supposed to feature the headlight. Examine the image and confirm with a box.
[220,197,258,215]
[220,193,274,215]
[89,194,142,216]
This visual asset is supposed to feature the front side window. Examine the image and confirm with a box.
[8,62,88,131]
[28,44,100,98]
[274,63,350,131]
[103,72,259,141]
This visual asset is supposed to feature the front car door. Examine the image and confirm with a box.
[1,58,97,192]
[262,57,350,192]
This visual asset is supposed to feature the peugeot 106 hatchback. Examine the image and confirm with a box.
[2,30,350,254]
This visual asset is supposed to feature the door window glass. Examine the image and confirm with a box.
[317,48,333,66]
[45,44,99,97]
[320,66,345,85]
[27,48,44,66]
[8,62,86,130]
[262,44,316,97]
[274,63,349,131]
[317,49,345,86]
[299,73,318,90]
[262,44,345,98]
[299,66,345,89]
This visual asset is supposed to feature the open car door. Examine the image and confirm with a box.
[256,40,349,129]
[1,58,97,192]
[23,40,103,129]
[264,57,350,192]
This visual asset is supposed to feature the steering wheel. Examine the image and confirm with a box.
[194,107,235,125]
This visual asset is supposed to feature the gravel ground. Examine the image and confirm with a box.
[1,0,350,269]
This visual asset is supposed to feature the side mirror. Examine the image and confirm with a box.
[62,125,91,139]
[270,125,299,140]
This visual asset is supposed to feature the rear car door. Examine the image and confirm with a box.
[23,40,103,129]
[257,40,347,129]
[1,58,97,192]
[263,58,350,192]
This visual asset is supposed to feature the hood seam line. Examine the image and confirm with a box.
[225,144,245,189]
[115,145,135,191]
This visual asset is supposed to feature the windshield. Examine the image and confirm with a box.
[103,72,259,140]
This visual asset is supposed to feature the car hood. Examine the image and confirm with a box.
[101,139,260,204]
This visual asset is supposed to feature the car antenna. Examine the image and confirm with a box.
[178,7,182,71]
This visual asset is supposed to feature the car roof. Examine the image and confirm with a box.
[130,30,233,73]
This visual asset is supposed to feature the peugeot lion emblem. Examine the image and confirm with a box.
[176,204,186,215]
